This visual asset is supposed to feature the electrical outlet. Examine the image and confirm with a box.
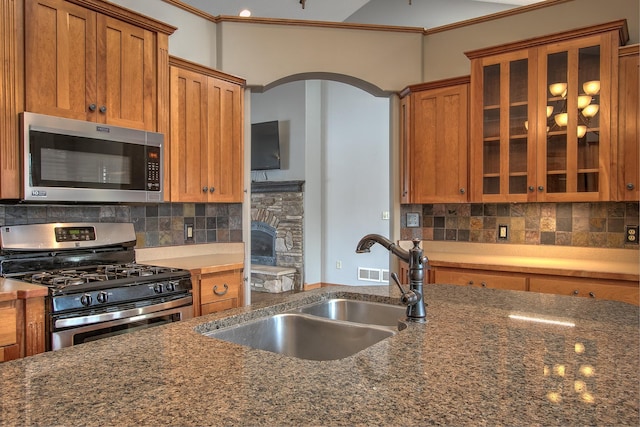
[406,212,420,228]
[625,225,639,244]
[336,260,342,269]
[498,224,508,240]
[184,224,194,242]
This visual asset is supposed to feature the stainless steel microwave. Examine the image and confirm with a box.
[20,112,163,203]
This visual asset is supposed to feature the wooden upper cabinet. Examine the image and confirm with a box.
[616,44,639,201]
[466,20,629,203]
[400,77,469,204]
[169,57,245,203]
[170,65,209,202]
[24,0,174,131]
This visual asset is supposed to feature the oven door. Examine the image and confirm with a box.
[50,296,193,350]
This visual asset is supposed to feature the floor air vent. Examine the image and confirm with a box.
[358,267,389,283]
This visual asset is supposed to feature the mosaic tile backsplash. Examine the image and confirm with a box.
[0,203,243,248]
[401,202,640,249]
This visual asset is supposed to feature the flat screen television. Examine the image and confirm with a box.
[251,121,281,171]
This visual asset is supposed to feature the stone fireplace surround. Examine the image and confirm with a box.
[250,181,304,293]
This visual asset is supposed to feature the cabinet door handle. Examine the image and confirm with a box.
[588,291,595,298]
[459,188,465,194]
[538,185,544,191]
[481,281,487,287]
[88,103,97,112]
[202,186,209,193]
[99,105,107,113]
[209,186,215,193]
[467,280,474,286]
[213,283,229,296]
[528,186,535,192]
[572,289,579,295]
[627,183,635,190]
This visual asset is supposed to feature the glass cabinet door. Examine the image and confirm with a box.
[537,33,614,201]
[475,50,533,202]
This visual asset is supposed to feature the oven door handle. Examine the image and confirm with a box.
[54,295,193,329]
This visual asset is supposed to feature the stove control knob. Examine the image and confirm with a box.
[80,294,92,306]
[153,283,164,294]
[166,281,176,292]
[96,291,108,304]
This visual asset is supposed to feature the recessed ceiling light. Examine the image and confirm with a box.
[239,9,251,17]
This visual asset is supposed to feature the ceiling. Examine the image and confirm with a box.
[178,0,546,29]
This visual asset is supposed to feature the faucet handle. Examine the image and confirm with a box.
[390,272,418,306]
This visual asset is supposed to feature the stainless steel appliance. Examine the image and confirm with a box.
[21,112,163,203]
[0,223,192,350]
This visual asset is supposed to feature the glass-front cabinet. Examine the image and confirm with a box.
[467,21,628,202]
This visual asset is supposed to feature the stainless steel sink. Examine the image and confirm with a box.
[204,313,395,361]
[294,298,406,328]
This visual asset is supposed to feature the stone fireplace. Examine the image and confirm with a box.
[250,181,304,293]
[251,221,277,266]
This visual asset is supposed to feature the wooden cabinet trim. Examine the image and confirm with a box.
[65,0,176,35]
[465,19,628,59]
[399,75,470,97]
[169,56,246,86]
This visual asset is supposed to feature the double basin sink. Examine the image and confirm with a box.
[203,299,407,361]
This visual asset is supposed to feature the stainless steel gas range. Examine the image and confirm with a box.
[0,223,193,350]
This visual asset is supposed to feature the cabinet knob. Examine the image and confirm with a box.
[528,186,535,192]
[88,104,97,112]
[538,185,544,191]
[213,283,229,296]
[459,188,465,194]
[99,105,107,113]
[202,186,208,193]
[572,289,579,295]
[481,281,487,287]
[467,280,474,286]
[588,291,595,298]
[627,183,635,190]
[209,186,215,193]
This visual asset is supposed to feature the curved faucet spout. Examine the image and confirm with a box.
[356,234,428,323]
[355,234,410,263]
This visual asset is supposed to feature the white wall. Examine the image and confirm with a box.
[250,81,306,182]
[251,81,390,286]
[321,81,390,285]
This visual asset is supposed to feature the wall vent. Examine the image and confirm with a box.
[358,267,389,283]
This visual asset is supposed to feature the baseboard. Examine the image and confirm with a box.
[303,282,340,290]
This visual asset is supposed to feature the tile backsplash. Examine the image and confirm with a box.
[0,203,243,248]
[401,202,640,249]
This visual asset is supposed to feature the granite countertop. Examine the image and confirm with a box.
[0,278,49,300]
[0,285,638,426]
[402,241,640,281]
[135,242,244,274]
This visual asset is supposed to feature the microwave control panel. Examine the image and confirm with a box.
[146,147,161,191]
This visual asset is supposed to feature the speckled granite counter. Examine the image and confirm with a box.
[0,285,638,426]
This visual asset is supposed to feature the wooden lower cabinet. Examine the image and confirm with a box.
[0,300,18,362]
[530,277,639,305]
[430,266,638,305]
[433,268,527,291]
[194,269,243,317]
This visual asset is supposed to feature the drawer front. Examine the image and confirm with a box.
[0,344,20,362]
[0,306,17,347]
[435,269,528,291]
[201,299,237,316]
[200,270,242,305]
[530,277,639,305]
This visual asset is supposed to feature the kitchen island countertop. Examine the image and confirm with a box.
[0,284,637,426]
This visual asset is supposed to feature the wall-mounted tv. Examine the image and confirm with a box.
[251,120,281,171]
